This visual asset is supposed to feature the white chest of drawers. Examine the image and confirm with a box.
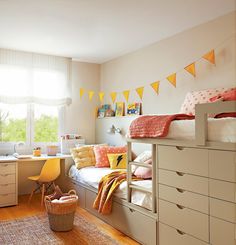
[0,161,18,207]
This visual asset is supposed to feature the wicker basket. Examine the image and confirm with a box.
[45,190,78,231]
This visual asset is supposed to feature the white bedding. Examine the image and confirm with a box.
[69,165,152,210]
[163,117,236,142]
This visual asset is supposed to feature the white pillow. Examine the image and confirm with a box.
[132,151,152,173]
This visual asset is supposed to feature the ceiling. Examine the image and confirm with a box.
[0,0,235,63]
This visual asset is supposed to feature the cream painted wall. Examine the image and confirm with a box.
[64,61,100,144]
[100,11,236,115]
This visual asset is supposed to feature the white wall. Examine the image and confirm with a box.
[64,61,100,144]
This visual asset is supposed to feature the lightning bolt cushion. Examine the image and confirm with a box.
[107,153,127,169]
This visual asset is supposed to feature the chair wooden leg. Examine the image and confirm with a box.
[28,187,35,204]
[41,184,45,206]
[53,182,56,189]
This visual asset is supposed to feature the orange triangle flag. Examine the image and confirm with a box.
[203,50,215,65]
[110,92,117,103]
[150,81,160,94]
[80,88,84,99]
[123,90,130,102]
[136,87,144,100]
[166,73,176,87]
[184,63,196,77]
[99,92,104,102]
[88,91,94,101]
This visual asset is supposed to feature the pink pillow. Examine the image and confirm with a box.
[210,88,236,102]
[180,87,233,115]
[134,159,152,179]
[94,146,127,168]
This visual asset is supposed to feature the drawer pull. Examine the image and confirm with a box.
[0,194,9,196]
[129,208,135,213]
[176,204,185,209]
[0,174,10,177]
[176,229,186,235]
[176,171,185,176]
[176,146,184,151]
[176,188,185,193]
[0,184,9,187]
[1,164,9,167]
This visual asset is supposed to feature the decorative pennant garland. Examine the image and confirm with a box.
[80,88,84,99]
[166,73,176,87]
[136,87,144,100]
[99,92,105,103]
[88,91,94,101]
[150,81,160,94]
[110,92,117,103]
[203,50,215,65]
[184,63,196,77]
[123,90,130,102]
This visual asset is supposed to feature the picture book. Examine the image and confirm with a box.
[127,103,141,115]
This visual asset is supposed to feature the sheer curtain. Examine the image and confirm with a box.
[0,49,72,106]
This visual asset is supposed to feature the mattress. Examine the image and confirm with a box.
[68,165,152,210]
[162,117,236,142]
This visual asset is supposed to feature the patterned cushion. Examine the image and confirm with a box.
[94,146,127,168]
[108,153,127,169]
[70,146,96,169]
[180,87,233,115]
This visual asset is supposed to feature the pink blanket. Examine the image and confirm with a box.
[129,114,195,138]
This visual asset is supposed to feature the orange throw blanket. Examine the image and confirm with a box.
[93,171,140,215]
[129,114,194,138]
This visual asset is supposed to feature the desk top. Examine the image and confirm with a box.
[0,154,71,163]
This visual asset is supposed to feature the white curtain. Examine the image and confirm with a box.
[0,49,72,106]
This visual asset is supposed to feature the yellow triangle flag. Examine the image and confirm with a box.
[135,87,144,100]
[123,90,130,102]
[184,63,196,77]
[80,88,84,99]
[88,91,94,101]
[203,50,215,65]
[150,81,160,94]
[99,92,104,102]
[110,92,117,103]
[166,73,176,87]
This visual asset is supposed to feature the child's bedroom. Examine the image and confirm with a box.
[0,0,235,244]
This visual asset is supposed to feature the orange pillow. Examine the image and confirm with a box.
[94,146,127,168]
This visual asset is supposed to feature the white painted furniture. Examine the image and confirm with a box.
[0,161,18,207]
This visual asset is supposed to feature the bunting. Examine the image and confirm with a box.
[88,91,94,101]
[150,81,160,94]
[136,87,144,100]
[184,63,196,77]
[123,90,130,102]
[80,88,84,99]
[166,73,176,87]
[110,92,117,103]
[99,92,105,102]
[203,50,215,65]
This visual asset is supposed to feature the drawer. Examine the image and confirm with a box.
[0,173,16,184]
[85,189,157,245]
[209,150,236,182]
[210,198,236,223]
[0,193,16,207]
[159,199,209,242]
[209,179,236,203]
[0,162,16,174]
[0,183,16,195]
[210,216,236,245]
[159,222,208,245]
[159,184,208,214]
[69,181,85,208]
[159,169,208,196]
[158,146,208,177]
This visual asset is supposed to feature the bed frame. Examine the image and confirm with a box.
[60,101,236,245]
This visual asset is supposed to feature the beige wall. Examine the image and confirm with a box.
[100,11,236,115]
[64,61,100,144]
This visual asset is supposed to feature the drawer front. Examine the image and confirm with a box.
[159,169,208,196]
[159,199,209,242]
[0,193,16,207]
[0,162,16,174]
[209,150,236,182]
[209,179,236,203]
[158,146,208,177]
[210,198,236,223]
[85,189,157,245]
[159,222,208,245]
[210,216,236,245]
[0,174,16,184]
[159,184,208,214]
[0,183,16,195]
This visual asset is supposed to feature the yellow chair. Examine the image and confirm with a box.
[28,158,61,206]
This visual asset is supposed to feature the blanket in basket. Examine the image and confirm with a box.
[93,171,140,215]
[129,114,195,138]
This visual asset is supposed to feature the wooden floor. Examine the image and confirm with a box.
[0,194,139,245]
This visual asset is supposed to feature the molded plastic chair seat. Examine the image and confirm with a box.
[28,158,61,205]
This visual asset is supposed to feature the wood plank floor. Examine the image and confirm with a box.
[0,194,139,245]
